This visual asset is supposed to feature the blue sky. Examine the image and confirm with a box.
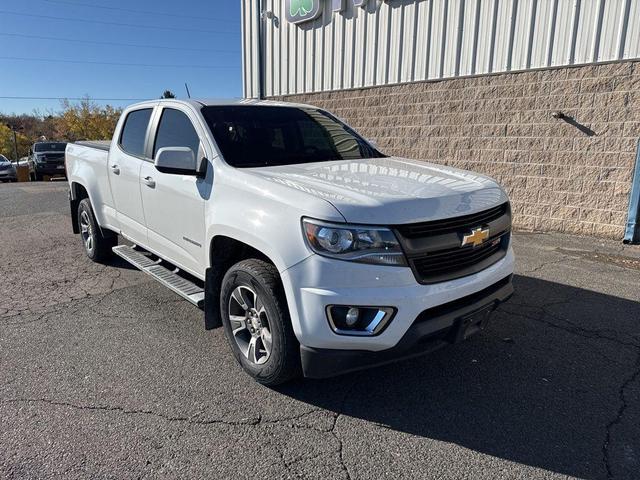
[0,0,242,114]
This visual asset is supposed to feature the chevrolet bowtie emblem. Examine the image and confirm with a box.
[462,227,490,247]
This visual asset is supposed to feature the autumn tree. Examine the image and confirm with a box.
[0,124,30,160]
[0,97,123,157]
[55,98,122,142]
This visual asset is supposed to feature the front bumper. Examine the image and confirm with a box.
[282,247,514,349]
[300,274,513,378]
[36,164,66,176]
[0,169,17,180]
[281,245,515,378]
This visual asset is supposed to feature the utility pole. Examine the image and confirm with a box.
[11,127,19,162]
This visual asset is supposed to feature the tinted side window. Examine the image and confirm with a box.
[119,108,153,157]
[153,108,200,159]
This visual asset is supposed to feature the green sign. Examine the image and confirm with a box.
[285,0,370,25]
[286,0,322,24]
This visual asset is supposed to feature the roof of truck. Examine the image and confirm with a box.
[126,98,315,110]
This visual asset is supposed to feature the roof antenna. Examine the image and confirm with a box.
[184,83,191,99]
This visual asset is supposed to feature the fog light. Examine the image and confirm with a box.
[326,305,396,336]
[345,307,359,327]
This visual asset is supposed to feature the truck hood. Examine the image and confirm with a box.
[244,157,508,224]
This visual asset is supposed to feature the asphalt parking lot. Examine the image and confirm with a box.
[1,182,639,479]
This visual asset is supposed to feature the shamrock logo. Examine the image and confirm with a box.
[290,0,315,17]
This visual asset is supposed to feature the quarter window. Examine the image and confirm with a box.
[119,108,153,157]
[153,108,200,159]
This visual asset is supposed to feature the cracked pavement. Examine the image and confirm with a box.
[1,182,639,479]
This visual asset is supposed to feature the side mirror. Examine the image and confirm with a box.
[155,147,198,175]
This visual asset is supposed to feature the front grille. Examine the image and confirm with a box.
[394,203,511,284]
[411,233,508,281]
[396,203,508,238]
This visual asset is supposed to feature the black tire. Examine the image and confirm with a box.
[77,198,117,262]
[220,259,301,386]
[35,172,43,181]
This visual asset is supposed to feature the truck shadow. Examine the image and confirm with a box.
[277,274,640,479]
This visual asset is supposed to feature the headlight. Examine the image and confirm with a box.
[302,218,407,266]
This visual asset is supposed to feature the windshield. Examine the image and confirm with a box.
[0,155,8,163]
[34,142,66,152]
[201,106,386,168]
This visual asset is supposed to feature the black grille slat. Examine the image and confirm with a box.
[397,204,507,238]
[394,203,511,284]
[412,244,502,275]
[412,236,502,262]
[413,242,502,270]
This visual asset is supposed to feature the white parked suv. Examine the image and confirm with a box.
[66,99,514,385]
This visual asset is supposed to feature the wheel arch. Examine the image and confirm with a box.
[204,235,282,331]
[69,182,90,234]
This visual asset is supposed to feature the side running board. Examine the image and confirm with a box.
[112,245,205,308]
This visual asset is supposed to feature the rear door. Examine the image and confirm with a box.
[109,107,154,245]
[139,105,207,278]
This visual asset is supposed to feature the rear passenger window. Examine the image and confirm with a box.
[153,108,200,159]
[119,108,152,157]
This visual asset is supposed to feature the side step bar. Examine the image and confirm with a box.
[112,245,205,308]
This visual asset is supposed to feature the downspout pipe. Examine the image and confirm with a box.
[623,139,640,244]
[256,0,264,100]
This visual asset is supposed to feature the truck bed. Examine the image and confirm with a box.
[75,140,111,152]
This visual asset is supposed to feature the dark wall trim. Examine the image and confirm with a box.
[624,139,640,244]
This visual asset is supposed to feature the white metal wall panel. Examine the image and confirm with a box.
[343,6,355,89]
[510,0,534,71]
[626,0,640,58]
[529,0,553,68]
[600,0,626,60]
[459,0,477,76]
[242,0,640,98]
[491,0,514,72]
[413,1,430,79]
[474,0,497,74]
[574,0,598,64]
[429,0,446,78]
[449,0,465,76]
[387,3,401,84]
[376,2,391,85]
[550,0,573,66]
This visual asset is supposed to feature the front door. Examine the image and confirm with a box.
[139,106,207,278]
[109,107,153,245]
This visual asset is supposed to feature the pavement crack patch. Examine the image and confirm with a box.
[602,349,640,480]
[556,248,640,271]
[501,307,640,350]
[328,382,359,480]
[518,254,573,275]
[257,408,323,426]
[1,398,261,428]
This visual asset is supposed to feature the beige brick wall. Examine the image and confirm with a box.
[275,61,640,239]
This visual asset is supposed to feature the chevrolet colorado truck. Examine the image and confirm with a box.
[66,99,514,386]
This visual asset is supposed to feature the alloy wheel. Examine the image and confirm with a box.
[227,285,273,365]
[79,210,93,253]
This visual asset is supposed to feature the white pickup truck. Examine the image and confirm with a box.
[66,99,514,385]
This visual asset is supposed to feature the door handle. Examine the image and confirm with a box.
[143,176,156,188]
[111,164,120,175]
